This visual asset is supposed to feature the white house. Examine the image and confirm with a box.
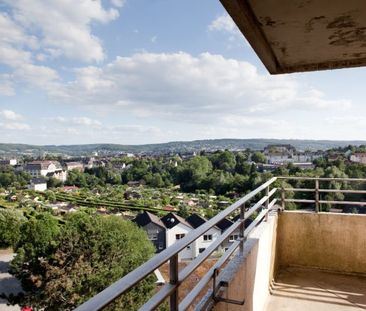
[186,214,221,258]
[350,153,366,164]
[28,178,47,191]
[161,213,194,260]
[65,161,84,172]
[25,161,67,182]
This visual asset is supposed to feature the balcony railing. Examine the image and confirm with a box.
[75,176,366,311]
[278,176,366,212]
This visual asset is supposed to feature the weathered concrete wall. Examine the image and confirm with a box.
[277,211,366,274]
[207,214,278,311]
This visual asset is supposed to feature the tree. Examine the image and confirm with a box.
[251,152,266,164]
[11,212,155,310]
[47,177,62,188]
[0,209,26,248]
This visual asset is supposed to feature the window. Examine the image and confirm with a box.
[203,234,213,241]
[186,245,191,250]
[199,248,206,253]
[229,234,239,242]
[176,233,185,240]
[148,233,158,241]
[224,248,229,252]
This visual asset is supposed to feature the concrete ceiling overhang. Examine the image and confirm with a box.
[220,0,366,74]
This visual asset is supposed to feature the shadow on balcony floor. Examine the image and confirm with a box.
[266,267,366,311]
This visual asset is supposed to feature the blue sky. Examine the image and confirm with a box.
[0,0,365,145]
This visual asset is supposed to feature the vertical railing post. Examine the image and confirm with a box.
[281,187,285,210]
[169,254,179,311]
[265,186,270,221]
[239,204,245,254]
[315,178,319,213]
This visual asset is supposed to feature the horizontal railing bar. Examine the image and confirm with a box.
[179,219,242,282]
[139,284,176,311]
[179,240,241,311]
[285,198,366,205]
[278,176,366,182]
[74,177,277,311]
[319,189,366,194]
[284,199,316,203]
[283,188,314,192]
[318,200,366,206]
[283,188,366,194]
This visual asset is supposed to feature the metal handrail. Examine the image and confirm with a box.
[75,177,277,311]
[278,176,366,182]
[279,176,366,211]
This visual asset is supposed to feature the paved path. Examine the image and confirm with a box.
[0,250,22,311]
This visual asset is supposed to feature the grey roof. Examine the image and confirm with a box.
[161,213,193,229]
[134,211,166,229]
[186,213,220,231]
[30,177,47,184]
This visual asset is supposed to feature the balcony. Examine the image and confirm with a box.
[75,177,366,311]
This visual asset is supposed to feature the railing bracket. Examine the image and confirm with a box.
[212,269,245,306]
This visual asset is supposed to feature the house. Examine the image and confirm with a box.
[28,178,47,191]
[186,214,221,258]
[59,204,77,214]
[25,160,67,182]
[65,161,84,172]
[216,218,240,251]
[161,213,194,260]
[350,153,366,164]
[62,186,79,192]
[0,159,17,166]
[46,170,67,182]
[82,157,95,169]
[134,211,166,253]
[127,180,144,187]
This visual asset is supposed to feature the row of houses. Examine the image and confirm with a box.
[133,211,247,260]
[23,160,86,191]
[263,144,323,165]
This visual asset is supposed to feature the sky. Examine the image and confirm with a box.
[0,0,366,145]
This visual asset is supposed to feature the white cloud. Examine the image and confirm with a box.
[1,0,122,64]
[0,75,15,96]
[0,122,30,130]
[60,52,350,124]
[208,13,249,49]
[0,50,352,143]
[111,0,125,8]
[208,14,238,34]
[151,36,157,43]
[49,116,102,127]
[0,110,23,121]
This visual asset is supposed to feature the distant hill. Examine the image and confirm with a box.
[0,139,365,156]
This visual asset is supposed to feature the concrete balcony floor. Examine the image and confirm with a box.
[266,267,366,311]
